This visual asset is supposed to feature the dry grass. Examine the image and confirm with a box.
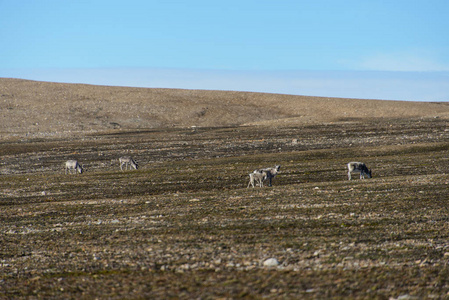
[1,78,449,137]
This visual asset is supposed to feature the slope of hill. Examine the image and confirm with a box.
[1,78,448,137]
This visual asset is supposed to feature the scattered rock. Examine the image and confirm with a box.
[263,258,279,267]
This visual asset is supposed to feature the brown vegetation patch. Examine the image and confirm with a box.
[1,79,449,298]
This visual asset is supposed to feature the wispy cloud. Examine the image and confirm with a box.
[355,50,449,72]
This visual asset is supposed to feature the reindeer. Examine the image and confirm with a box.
[65,160,83,174]
[119,156,138,171]
[347,162,372,180]
[254,165,281,187]
[247,170,267,188]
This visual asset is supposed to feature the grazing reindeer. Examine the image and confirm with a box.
[347,162,372,180]
[65,160,83,174]
[247,170,267,188]
[119,156,138,171]
[255,165,281,187]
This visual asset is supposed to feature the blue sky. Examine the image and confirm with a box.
[1,0,448,101]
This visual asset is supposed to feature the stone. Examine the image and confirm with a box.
[263,258,279,267]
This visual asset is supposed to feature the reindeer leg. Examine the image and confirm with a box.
[248,174,254,188]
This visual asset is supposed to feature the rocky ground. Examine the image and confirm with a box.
[1,79,449,298]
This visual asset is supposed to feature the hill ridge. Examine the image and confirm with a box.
[1,78,448,137]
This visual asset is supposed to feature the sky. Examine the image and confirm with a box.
[0,0,448,101]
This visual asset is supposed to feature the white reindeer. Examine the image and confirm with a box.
[347,162,372,180]
[254,165,281,187]
[65,160,83,174]
[247,170,267,188]
[119,156,138,171]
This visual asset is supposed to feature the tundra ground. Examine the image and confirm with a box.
[1,117,449,299]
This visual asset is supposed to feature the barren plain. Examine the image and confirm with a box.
[1,78,449,299]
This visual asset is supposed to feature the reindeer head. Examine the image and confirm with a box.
[77,165,84,174]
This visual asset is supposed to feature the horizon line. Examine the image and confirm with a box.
[1,68,448,102]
